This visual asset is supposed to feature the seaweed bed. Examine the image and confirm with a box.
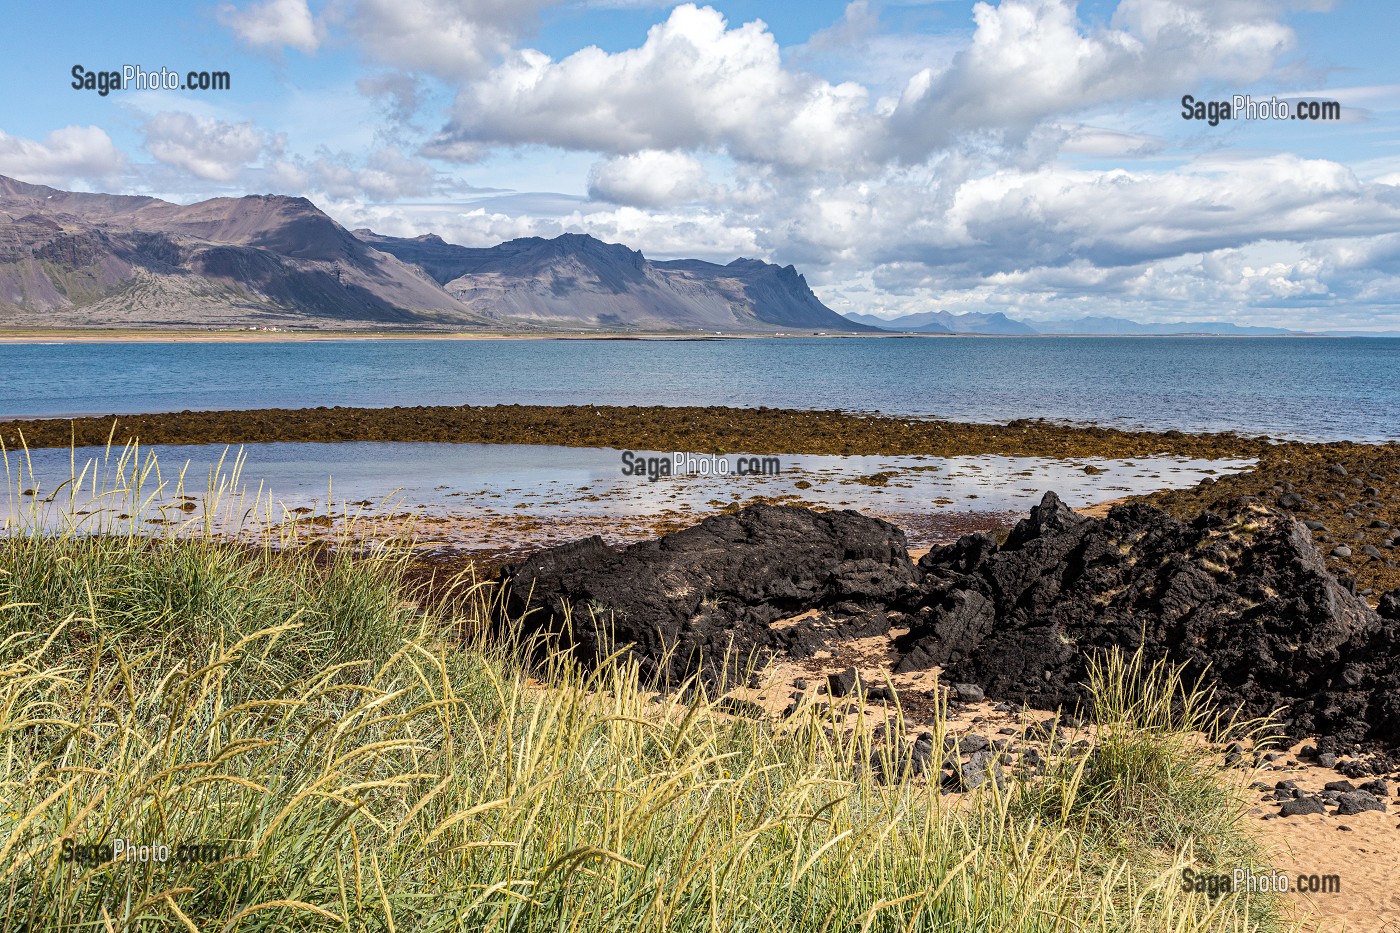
[2,404,1269,458]
[3,403,1396,592]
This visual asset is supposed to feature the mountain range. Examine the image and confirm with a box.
[842,310,1037,335]
[0,175,868,333]
[355,229,870,332]
[844,310,1309,336]
[2,175,1388,337]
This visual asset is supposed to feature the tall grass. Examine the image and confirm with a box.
[0,448,1293,931]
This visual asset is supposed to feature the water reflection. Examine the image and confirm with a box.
[3,441,1255,553]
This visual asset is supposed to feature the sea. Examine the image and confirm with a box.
[0,335,1396,442]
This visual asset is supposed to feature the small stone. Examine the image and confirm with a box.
[1335,790,1386,816]
[866,685,898,704]
[1279,796,1326,817]
[1332,546,1353,558]
[958,750,1005,790]
[827,667,859,698]
[952,682,985,703]
[944,733,991,755]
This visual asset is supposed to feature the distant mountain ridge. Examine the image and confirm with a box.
[1030,315,1298,336]
[844,309,1311,336]
[0,174,867,332]
[843,310,1035,335]
[356,229,870,332]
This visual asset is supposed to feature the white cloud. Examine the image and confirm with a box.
[433,4,879,172]
[219,0,323,53]
[141,112,276,182]
[357,72,425,125]
[308,147,439,200]
[927,155,1400,270]
[587,151,708,207]
[339,0,557,79]
[0,126,128,188]
[429,0,1319,174]
[886,0,1301,159]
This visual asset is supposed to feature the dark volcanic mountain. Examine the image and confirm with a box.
[356,229,872,332]
[0,174,864,332]
[0,175,486,327]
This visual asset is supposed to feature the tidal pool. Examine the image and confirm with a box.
[3,441,1255,552]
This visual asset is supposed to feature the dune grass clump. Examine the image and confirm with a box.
[0,450,1292,931]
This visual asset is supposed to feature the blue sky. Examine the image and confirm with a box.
[3,0,1400,329]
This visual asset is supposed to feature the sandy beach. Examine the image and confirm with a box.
[0,328,929,345]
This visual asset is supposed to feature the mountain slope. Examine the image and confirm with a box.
[0,174,867,332]
[0,175,486,327]
[362,230,872,332]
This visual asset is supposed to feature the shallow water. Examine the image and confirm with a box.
[2,441,1255,550]
[1,336,1396,441]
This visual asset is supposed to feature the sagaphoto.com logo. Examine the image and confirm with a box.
[72,64,231,96]
[1180,93,1341,126]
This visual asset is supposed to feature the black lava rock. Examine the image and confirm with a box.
[892,493,1400,748]
[1335,791,1386,816]
[866,685,898,704]
[945,733,991,755]
[1279,796,1326,817]
[952,683,985,703]
[1360,779,1390,797]
[828,667,860,698]
[956,750,1004,790]
[499,504,916,686]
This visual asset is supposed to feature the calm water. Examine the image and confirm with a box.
[2,441,1252,549]
[1,336,1396,441]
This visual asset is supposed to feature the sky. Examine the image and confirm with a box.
[3,0,1400,330]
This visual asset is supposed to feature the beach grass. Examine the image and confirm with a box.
[0,451,1292,932]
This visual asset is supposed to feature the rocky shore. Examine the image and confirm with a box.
[500,495,1400,754]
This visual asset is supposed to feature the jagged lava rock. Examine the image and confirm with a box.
[894,492,1400,747]
[499,504,916,685]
